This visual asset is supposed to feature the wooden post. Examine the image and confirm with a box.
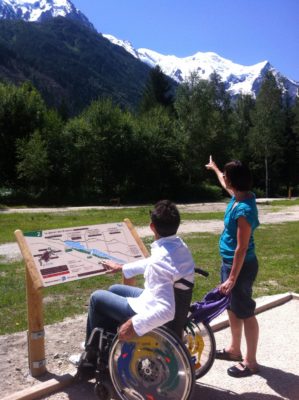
[15,230,46,377]
[123,218,150,286]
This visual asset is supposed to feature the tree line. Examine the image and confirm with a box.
[1,67,298,205]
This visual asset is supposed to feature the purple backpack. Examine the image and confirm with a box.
[188,287,231,324]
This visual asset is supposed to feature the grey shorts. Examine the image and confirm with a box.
[221,257,259,319]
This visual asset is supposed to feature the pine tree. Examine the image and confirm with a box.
[139,66,174,114]
[231,94,255,163]
[288,97,299,195]
[249,72,284,197]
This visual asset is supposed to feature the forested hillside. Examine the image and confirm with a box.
[1,68,298,205]
[0,18,155,114]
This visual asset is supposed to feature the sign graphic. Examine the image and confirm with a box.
[24,222,145,287]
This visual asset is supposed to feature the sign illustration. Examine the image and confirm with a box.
[24,222,145,287]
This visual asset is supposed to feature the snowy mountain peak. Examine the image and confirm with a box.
[102,34,139,58]
[104,34,298,99]
[0,0,95,30]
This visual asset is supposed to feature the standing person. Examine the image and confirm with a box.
[86,199,195,343]
[206,156,260,377]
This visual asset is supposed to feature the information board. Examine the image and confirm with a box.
[23,222,145,287]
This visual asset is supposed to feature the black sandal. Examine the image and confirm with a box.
[227,362,259,378]
[215,348,243,361]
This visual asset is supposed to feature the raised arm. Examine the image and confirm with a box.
[205,155,233,196]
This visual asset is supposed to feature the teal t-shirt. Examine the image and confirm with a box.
[219,193,259,263]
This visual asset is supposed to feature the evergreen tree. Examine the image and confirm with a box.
[0,82,46,188]
[249,72,284,196]
[230,94,255,163]
[139,66,174,114]
[16,130,50,199]
[16,109,65,203]
[132,105,183,201]
[62,98,136,203]
[174,72,232,186]
[287,97,299,195]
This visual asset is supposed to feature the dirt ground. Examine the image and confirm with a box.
[1,201,299,399]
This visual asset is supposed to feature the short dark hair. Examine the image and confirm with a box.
[224,160,252,191]
[150,200,180,237]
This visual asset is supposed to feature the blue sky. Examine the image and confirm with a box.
[74,0,299,81]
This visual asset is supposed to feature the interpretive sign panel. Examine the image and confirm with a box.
[23,222,145,287]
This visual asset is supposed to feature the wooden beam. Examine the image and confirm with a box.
[210,292,296,332]
[124,218,150,258]
[15,230,43,291]
[123,218,150,286]
[2,373,75,400]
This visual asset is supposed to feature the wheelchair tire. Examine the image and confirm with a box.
[109,326,195,400]
[184,320,216,379]
[94,381,111,400]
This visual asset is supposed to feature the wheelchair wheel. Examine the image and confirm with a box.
[109,326,194,400]
[184,320,216,379]
[94,381,111,400]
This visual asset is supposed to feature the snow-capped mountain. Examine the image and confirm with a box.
[0,0,94,30]
[0,1,298,100]
[104,34,299,100]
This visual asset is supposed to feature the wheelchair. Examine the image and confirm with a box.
[76,268,217,399]
[77,325,195,400]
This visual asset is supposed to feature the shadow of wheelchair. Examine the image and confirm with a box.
[193,382,290,400]
[192,364,299,400]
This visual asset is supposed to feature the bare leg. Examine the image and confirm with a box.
[243,315,259,370]
[225,310,243,357]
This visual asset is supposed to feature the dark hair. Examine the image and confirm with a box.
[224,160,252,191]
[150,200,180,237]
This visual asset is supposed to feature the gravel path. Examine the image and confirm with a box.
[1,203,299,262]
[1,297,298,400]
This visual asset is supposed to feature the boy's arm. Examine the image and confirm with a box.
[102,257,149,277]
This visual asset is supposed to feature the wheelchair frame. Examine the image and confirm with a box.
[77,325,196,400]
[76,267,217,399]
[76,319,215,400]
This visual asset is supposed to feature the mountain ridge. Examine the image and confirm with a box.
[0,0,95,30]
[104,34,299,100]
[0,17,152,114]
[0,0,298,102]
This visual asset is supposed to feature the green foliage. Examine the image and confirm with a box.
[63,98,136,202]
[174,72,232,185]
[139,66,175,114]
[0,62,298,205]
[249,72,285,196]
[282,97,299,194]
[17,130,49,188]
[131,106,184,201]
[0,82,46,187]
[230,94,255,162]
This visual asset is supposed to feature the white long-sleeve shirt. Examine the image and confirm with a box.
[122,235,195,336]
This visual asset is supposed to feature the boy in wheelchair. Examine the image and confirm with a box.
[74,201,195,380]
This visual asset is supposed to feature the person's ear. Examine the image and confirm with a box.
[150,222,159,239]
[150,222,156,233]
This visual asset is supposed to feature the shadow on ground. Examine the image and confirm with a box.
[193,364,299,400]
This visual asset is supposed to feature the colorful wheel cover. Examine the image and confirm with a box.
[109,327,194,400]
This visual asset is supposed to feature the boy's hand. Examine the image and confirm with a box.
[101,260,123,273]
[118,319,136,340]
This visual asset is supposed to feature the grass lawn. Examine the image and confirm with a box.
[0,221,298,335]
[0,208,223,244]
